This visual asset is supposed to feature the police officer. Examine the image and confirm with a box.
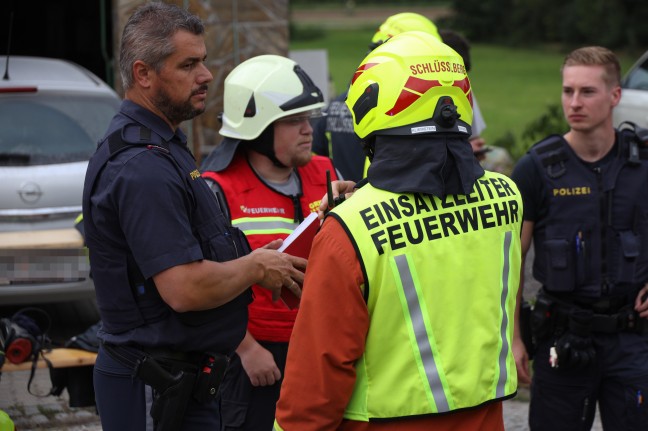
[275,31,523,431]
[512,46,648,430]
[200,55,337,430]
[81,4,305,430]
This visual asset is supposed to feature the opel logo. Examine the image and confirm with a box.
[18,182,43,204]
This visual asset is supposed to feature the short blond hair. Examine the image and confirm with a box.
[561,46,621,88]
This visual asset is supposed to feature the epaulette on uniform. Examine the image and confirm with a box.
[531,134,567,178]
[617,121,648,164]
[108,124,169,156]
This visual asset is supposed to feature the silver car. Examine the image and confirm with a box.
[0,56,120,305]
[614,50,648,129]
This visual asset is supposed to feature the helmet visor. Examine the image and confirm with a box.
[274,109,325,127]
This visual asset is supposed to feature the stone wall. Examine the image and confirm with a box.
[114,0,289,163]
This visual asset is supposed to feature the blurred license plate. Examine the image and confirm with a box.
[0,248,90,284]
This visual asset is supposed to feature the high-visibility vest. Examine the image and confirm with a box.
[203,152,336,341]
[329,172,522,420]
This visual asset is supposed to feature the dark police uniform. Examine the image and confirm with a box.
[513,132,648,430]
[82,100,252,430]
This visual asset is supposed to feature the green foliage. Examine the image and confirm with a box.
[450,0,648,50]
[289,24,326,42]
[468,44,565,158]
[491,131,517,157]
[514,104,568,159]
[521,105,568,145]
[490,105,567,162]
[291,26,374,96]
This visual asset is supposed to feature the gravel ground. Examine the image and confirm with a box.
[1,369,602,430]
[0,369,100,430]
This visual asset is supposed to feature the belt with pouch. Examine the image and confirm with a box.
[102,342,229,431]
[103,343,204,369]
[549,292,647,335]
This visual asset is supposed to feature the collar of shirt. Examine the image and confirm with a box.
[120,99,187,146]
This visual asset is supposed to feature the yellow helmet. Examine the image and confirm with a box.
[346,30,473,140]
[370,12,441,50]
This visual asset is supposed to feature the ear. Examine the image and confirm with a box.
[132,60,153,89]
[610,85,622,108]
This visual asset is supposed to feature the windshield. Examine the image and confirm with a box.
[624,56,648,91]
[0,94,119,166]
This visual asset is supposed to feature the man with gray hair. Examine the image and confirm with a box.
[82,3,305,430]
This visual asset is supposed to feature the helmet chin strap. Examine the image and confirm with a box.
[247,125,288,168]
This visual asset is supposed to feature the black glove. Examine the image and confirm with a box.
[554,309,596,369]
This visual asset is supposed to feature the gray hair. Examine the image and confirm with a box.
[119,2,205,90]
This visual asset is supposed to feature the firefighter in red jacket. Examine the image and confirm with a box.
[201,55,337,431]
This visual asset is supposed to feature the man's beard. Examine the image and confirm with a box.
[155,86,207,126]
[290,150,312,168]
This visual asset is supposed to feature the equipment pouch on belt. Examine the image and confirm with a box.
[135,355,196,431]
[519,301,536,359]
[553,309,597,369]
[595,305,648,335]
[103,343,229,430]
[530,293,556,343]
[192,352,229,403]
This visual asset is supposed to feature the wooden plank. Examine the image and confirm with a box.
[1,348,97,372]
[0,228,84,249]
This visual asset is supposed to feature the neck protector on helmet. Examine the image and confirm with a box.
[366,135,484,197]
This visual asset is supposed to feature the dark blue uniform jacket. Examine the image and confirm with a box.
[82,100,251,354]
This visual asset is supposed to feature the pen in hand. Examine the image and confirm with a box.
[324,170,345,214]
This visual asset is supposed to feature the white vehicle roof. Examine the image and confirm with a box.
[0,56,117,95]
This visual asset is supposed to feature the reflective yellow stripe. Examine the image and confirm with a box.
[325,130,333,158]
[363,156,370,179]
[392,253,452,412]
[390,232,514,409]
[496,231,513,398]
[232,217,297,235]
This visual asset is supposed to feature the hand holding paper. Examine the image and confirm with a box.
[277,212,321,308]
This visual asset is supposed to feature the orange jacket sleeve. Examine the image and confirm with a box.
[275,215,368,431]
